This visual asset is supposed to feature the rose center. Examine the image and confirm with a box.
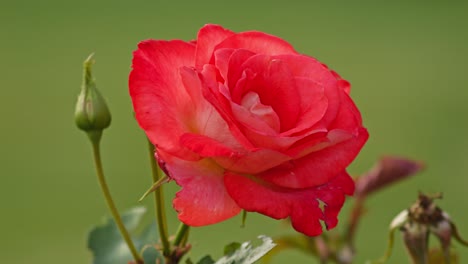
[240,91,281,132]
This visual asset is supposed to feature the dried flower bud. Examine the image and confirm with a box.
[371,193,468,264]
[401,222,429,264]
[355,156,424,197]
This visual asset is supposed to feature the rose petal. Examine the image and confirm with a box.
[179,67,243,148]
[274,54,342,128]
[285,88,366,158]
[224,171,354,236]
[257,127,368,189]
[230,91,281,135]
[180,130,292,174]
[230,54,301,132]
[280,77,329,136]
[158,150,241,226]
[214,148,291,174]
[195,24,234,68]
[225,49,257,88]
[129,40,197,158]
[200,64,257,150]
[215,30,297,57]
[180,133,237,157]
[213,48,235,83]
[328,91,363,131]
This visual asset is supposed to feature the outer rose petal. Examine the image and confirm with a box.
[224,171,354,236]
[214,30,298,57]
[258,128,368,189]
[158,150,241,225]
[129,40,196,157]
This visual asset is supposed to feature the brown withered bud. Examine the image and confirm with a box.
[404,194,468,264]
[401,222,430,264]
[408,193,444,226]
[355,156,424,197]
[371,193,468,264]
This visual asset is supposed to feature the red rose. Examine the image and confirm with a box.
[129,24,368,236]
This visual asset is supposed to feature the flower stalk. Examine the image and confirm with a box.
[147,140,171,257]
[91,141,143,264]
[76,54,142,264]
[173,223,190,247]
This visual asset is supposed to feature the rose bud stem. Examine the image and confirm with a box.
[147,140,171,257]
[173,223,190,247]
[90,142,143,264]
[75,54,143,264]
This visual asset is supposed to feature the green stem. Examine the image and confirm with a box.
[179,226,190,247]
[91,139,143,264]
[345,196,365,247]
[147,140,171,257]
[173,223,190,247]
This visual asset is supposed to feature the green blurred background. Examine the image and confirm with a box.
[2,1,468,263]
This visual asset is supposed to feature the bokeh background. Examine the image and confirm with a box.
[2,1,468,263]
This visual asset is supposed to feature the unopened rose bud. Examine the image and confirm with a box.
[75,53,111,141]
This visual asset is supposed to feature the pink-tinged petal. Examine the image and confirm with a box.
[214,30,297,58]
[158,150,241,226]
[195,24,235,68]
[231,92,280,134]
[129,40,197,158]
[179,66,204,105]
[179,67,247,154]
[224,171,354,236]
[200,64,257,150]
[257,128,368,189]
[213,48,235,83]
[214,48,257,89]
[225,49,257,88]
